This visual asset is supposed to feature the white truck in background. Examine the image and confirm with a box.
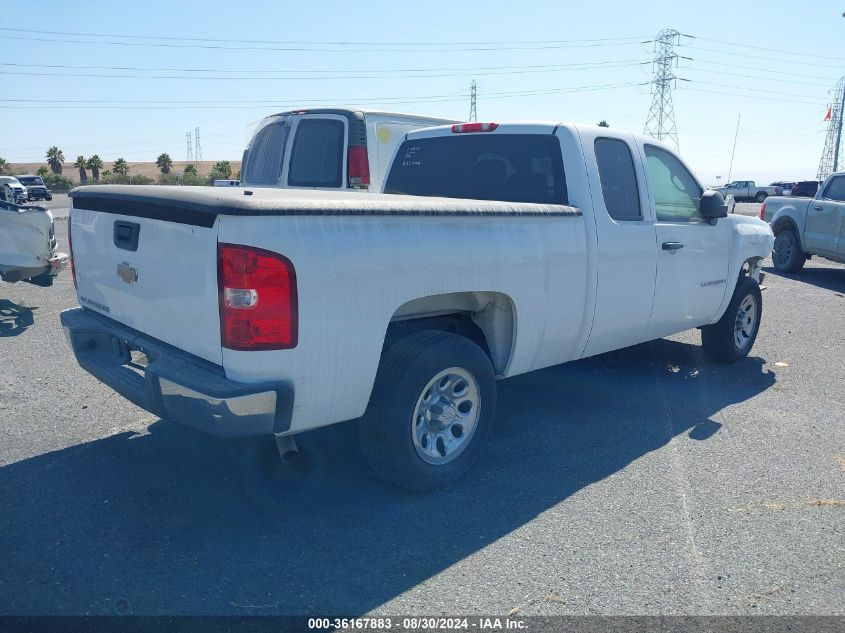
[61,121,773,491]
[714,180,783,203]
[762,171,845,271]
[0,199,68,285]
[240,108,455,192]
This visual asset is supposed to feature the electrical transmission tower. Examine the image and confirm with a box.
[185,132,193,164]
[818,76,845,180]
[194,127,203,165]
[468,80,477,122]
[644,28,681,150]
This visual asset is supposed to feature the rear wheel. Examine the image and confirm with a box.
[755,191,768,203]
[702,277,762,363]
[359,330,496,491]
[772,229,805,273]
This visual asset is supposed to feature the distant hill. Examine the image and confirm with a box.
[6,160,242,184]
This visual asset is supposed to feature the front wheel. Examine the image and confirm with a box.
[359,330,496,491]
[701,277,762,363]
[772,229,805,273]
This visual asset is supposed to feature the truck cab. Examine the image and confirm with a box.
[240,108,455,193]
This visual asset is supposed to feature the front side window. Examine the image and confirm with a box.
[822,175,845,202]
[594,138,641,221]
[287,119,345,188]
[644,145,703,222]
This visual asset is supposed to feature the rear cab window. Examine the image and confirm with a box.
[287,118,345,188]
[384,134,567,205]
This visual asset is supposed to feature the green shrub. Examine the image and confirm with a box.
[40,173,74,191]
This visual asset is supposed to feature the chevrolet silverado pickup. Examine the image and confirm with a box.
[763,171,845,272]
[61,121,774,491]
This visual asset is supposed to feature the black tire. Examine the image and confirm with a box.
[701,277,762,363]
[755,191,767,203]
[359,330,496,492]
[772,228,805,273]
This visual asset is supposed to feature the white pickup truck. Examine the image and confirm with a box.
[61,121,774,491]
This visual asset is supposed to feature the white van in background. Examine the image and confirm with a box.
[240,108,455,192]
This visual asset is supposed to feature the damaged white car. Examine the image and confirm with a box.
[0,199,68,286]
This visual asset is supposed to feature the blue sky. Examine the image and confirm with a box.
[1,0,843,184]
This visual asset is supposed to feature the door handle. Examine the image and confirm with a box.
[662,241,684,251]
[813,204,824,211]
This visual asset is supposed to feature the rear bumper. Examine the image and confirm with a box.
[60,307,294,437]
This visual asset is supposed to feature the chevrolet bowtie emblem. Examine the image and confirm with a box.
[116,262,139,284]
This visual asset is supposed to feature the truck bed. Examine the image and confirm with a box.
[70,185,581,226]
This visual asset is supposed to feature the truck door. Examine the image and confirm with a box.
[579,133,658,357]
[806,175,845,257]
[643,144,732,338]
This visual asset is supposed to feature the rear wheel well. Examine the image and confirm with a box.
[384,292,516,375]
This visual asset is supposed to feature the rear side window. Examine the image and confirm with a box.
[242,119,289,186]
[594,138,641,221]
[823,176,845,202]
[288,119,345,188]
[384,134,567,205]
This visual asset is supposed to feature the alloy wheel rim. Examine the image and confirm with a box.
[734,293,758,350]
[774,233,792,267]
[411,367,481,465]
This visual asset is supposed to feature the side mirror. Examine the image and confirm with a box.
[700,189,728,223]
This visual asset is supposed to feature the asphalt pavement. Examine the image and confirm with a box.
[0,220,842,616]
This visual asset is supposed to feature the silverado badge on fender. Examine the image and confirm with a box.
[116,262,139,284]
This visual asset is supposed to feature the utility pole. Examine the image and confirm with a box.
[185,132,193,164]
[468,80,477,122]
[727,114,741,184]
[194,127,203,165]
[818,76,845,179]
[644,28,681,150]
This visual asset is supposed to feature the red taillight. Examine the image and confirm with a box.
[451,122,499,133]
[347,146,370,187]
[759,200,766,220]
[217,243,297,351]
[68,211,77,289]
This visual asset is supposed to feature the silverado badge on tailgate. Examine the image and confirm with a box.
[116,262,139,284]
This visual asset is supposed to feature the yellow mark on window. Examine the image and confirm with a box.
[377,127,392,144]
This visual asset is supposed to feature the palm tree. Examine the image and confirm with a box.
[112,158,129,176]
[212,160,232,178]
[46,146,65,174]
[597,120,610,128]
[184,163,197,175]
[86,155,103,182]
[156,153,173,174]
[0,157,8,175]
[74,156,88,184]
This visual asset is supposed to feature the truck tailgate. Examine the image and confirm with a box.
[70,204,222,365]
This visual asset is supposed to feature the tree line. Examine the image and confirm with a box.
[0,147,237,190]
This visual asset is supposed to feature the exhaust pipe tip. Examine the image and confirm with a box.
[275,434,300,464]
